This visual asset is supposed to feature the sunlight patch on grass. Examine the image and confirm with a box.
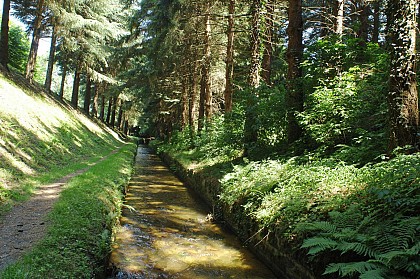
[0,146,34,175]
[0,71,125,212]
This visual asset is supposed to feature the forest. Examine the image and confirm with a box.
[0,0,419,278]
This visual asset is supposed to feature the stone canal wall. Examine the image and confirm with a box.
[159,152,318,279]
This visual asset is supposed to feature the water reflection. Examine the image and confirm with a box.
[109,146,276,279]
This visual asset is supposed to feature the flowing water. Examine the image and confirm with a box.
[109,146,276,279]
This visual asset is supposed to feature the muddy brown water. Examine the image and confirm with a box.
[108,146,276,279]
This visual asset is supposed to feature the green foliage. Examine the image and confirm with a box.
[1,144,136,278]
[157,112,244,166]
[231,85,286,159]
[297,154,420,278]
[299,69,361,145]
[8,22,30,73]
[220,158,362,228]
[300,209,420,279]
[300,40,389,164]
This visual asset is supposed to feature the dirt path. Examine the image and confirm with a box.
[0,148,121,271]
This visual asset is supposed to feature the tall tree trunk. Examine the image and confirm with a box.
[106,97,113,124]
[26,0,45,83]
[224,0,235,113]
[261,0,274,85]
[117,100,124,130]
[286,0,304,144]
[59,62,67,100]
[181,73,188,129]
[92,83,100,118]
[244,0,262,152]
[198,67,206,131]
[335,0,344,37]
[249,0,261,88]
[372,1,380,43]
[110,97,118,128]
[0,0,11,68]
[358,0,369,44]
[100,94,105,121]
[44,26,57,93]
[123,120,129,135]
[188,59,198,130]
[83,75,92,114]
[198,2,212,131]
[71,69,81,108]
[387,0,419,150]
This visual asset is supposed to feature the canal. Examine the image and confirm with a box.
[109,146,276,279]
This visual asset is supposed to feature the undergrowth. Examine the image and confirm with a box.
[155,128,419,278]
[0,143,136,278]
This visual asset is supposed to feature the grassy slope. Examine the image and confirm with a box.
[0,70,137,277]
[0,69,124,214]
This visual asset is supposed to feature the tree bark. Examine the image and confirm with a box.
[83,75,92,114]
[335,0,344,37]
[358,0,369,44]
[261,0,274,85]
[198,66,206,131]
[249,0,261,88]
[110,97,118,128]
[244,0,262,152]
[188,58,198,131]
[0,0,11,68]
[286,0,304,144]
[387,0,419,150]
[181,73,188,129]
[372,1,380,43]
[59,61,67,100]
[198,2,212,131]
[25,0,45,83]
[45,25,57,93]
[224,0,235,113]
[106,97,113,124]
[92,83,100,118]
[71,69,81,108]
[117,100,124,130]
[123,120,129,135]
[100,94,105,121]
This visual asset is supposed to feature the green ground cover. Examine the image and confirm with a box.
[1,143,136,278]
[153,135,420,279]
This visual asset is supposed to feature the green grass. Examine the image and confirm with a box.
[0,143,136,278]
[0,70,123,215]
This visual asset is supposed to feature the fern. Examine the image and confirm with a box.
[324,261,382,277]
[359,268,386,279]
[336,241,377,258]
[300,212,420,279]
[301,237,338,255]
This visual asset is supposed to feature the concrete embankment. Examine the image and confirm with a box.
[159,152,319,279]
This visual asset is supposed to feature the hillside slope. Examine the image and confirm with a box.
[0,68,123,214]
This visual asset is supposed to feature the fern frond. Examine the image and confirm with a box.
[324,261,381,277]
[377,243,420,272]
[300,221,338,233]
[359,268,386,279]
[337,241,378,258]
[301,237,338,255]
